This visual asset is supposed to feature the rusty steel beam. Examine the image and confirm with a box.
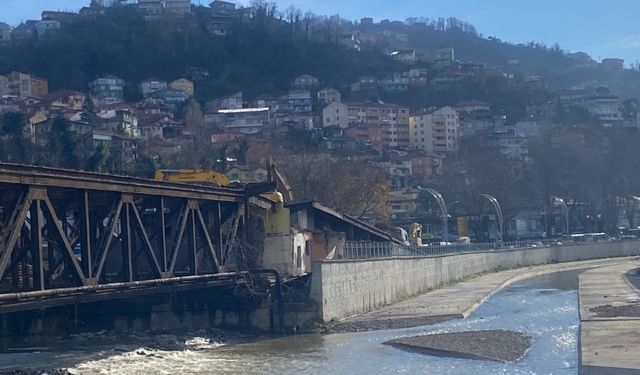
[129,201,163,278]
[80,191,92,279]
[42,195,86,285]
[0,189,33,281]
[94,197,124,282]
[30,200,44,291]
[0,164,257,310]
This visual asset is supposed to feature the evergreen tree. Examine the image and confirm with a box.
[85,143,110,172]
[0,112,32,164]
[80,98,99,128]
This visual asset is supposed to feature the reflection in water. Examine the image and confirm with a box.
[0,270,585,375]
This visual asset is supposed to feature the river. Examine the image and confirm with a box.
[0,270,584,374]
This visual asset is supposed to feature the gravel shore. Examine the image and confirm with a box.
[384,330,533,363]
[325,315,457,334]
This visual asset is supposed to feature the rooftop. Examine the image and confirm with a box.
[217,107,270,114]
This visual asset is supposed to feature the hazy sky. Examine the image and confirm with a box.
[3,0,640,64]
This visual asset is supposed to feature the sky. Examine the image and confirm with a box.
[3,0,640,64]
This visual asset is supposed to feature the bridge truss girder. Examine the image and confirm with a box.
[0,184,244,295]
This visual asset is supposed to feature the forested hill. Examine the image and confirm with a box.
[0,6,399,102]
[2,4,639,100]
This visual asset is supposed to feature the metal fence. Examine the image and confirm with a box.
[340,239,591,260]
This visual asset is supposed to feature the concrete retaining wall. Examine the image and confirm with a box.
[310,241,640,322]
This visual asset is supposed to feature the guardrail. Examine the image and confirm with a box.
[340,239,615,260]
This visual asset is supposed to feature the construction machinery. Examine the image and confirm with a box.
[154,169,232,187]
[154,158,294,202]
[266,157,294,202]
[409,223,423,246]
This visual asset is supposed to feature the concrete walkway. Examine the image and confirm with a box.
[329,257,638,333]
[579,261,640,375]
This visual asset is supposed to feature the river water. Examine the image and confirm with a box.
[0,270,583,375]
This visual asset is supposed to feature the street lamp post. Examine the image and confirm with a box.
[422,188,448,242]
[551,196,570,236]
[480,194,503,242]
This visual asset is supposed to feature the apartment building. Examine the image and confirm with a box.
[410,106,459,154]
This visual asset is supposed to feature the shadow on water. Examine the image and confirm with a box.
[0,268,589,375]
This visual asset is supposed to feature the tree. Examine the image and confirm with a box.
[0,112,32,164]
[433,138,525,240]
[275,153,390,220]
[214,144,229,172]
[47,117,80,169]
[85,143,110,172]
[233,140,250,165]
[80,97,99,127]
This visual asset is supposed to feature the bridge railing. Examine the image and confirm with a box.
[340,239,600,260]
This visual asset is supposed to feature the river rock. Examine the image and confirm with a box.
[383,330,532,362]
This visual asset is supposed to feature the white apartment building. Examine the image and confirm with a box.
[410,106,459,154]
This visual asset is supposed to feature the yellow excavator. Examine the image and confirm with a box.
[154,158,294,202]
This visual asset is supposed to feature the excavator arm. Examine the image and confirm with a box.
[266,157,294,202]
[154,169,231,187]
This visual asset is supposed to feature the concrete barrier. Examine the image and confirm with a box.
[310,240,640,322]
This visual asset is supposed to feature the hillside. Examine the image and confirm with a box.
[2,3,640,102]
[0,6,400,102]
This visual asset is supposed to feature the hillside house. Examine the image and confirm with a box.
[165,0,192,15]
[89,75,125,105]
[139,79,168,98]
[7,72,49,99]
[148,88,189,111]
[0,75,9,96]
[169,78,194,97]
[292,75,320,90]
[317,87,341,106]
[322,101,349,129]
[205,107,270,134]
[0,22,12,45]
[210,0,236,14]
[35,20,60,39]
[207,92,243,111]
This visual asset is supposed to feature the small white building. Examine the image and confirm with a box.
[322,101,349,129]
[98,109,140,138]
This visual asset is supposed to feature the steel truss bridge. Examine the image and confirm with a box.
[0,163,273,313]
